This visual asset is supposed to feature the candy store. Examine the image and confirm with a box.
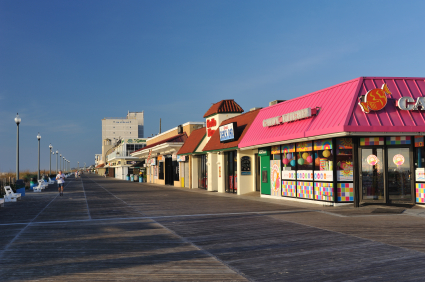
[238,77,425,206]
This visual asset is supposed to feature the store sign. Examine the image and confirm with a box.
[241,156,251,175]
[396,97,425,111]
[150,158,156,166]
[358,83,392,113]
[359,83,425,113]
[219,122,237,142]
[263,108,317,127]
[207,118,217,137]
[258,148,270,156]
[314,171,333,181]
[416,168,425,182]
[177,155,186,162]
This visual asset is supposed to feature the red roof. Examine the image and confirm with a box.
[131,133,187,155]
[203,99,244,118]
[95,164,105,168]
[177,127,206,155]
[203,109,260,152]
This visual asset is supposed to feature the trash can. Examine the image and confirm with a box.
[126,174,130,181]
[16,179,25,197]
[139,177,143,182]
[130,174,134,182]
[134,175,138,182]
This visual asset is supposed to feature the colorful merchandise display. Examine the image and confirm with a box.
[271,145,280,155]
[314,182,333,201]
[337,183,354,202]
[415,136,424,147]
[282,181,296,197]
[270,160,281,197]
[297,181,313,199]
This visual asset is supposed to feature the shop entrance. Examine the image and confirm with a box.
[360,146,413,204]
[225,151,237,193]
[165,157,173,185]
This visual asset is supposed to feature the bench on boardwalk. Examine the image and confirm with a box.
[4,186,21,202]
[48,177,55,184]
[38,180,48,189]
[0,198,4,207]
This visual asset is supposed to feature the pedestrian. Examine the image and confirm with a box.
[56,170,65,196]
[75,171,78,178]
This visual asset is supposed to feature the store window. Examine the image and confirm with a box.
[296,141,313,178]
[336,138,353,181]
[281,144,296,180]
[313,139,333,182]
[271,145,280,160]
[159,162,164,179]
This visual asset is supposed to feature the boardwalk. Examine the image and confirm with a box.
[1,175,425,281]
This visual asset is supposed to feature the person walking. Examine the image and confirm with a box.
[56,170,65,196]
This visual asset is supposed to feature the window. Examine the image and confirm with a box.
[336,138,353,181]
[159,162,164,179]
[296,142,313,171]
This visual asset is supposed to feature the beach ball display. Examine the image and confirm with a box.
[298,158,304,165]
[315,157,321,166]
[282,158,289,165]
[302,153,309,160]
[322,149,331,158]
[306,155,313,163]
[287,153,292,160]
[290,159,296,167]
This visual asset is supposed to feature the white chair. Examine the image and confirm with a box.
[4,186,21,202]
[33,183,43,192]
[48,177,55,184]
[38,180,48,189]
[0,198,4,207]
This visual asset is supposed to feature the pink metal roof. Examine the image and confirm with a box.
[239,77,425,149]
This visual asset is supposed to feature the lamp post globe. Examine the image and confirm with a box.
[15,113,21,180]
[37,133,41,181]
[59,154,62,171]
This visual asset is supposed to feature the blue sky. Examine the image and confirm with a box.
[1,0,425,172]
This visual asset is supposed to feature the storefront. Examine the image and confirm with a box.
[239,77,425,206]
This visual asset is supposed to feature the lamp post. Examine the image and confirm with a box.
[49,144,53,176]
[56,151,58,173]
[63,157,65,173]
[60,154,62,171]
[37,133,41,180]
[14,113,21,180]
[78,162,79,171]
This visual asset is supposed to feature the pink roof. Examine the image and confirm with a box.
[239,77,425,149]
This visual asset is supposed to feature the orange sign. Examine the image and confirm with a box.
[358,83,392,113]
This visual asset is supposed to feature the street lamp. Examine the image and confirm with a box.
[14,113,21,180]
[56,151,58,173]
[37,133,41,180]
[63,157,65,173]
[78,162,79,171]
[49,144,53,176]
[60,154,62,171]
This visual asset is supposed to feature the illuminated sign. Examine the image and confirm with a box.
[219,122,237,142]
[263,108,317,127]
[358,83,392,113]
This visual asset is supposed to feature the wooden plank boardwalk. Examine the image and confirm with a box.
[1,174,425,281]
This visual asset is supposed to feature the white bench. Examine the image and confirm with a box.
[48,177,55,184]
[4,186,21,202]
[0,198,4,208]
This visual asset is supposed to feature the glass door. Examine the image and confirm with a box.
[360,147,385,203]
[387,147,412,203]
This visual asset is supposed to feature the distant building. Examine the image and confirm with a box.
[102,111,144,144]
